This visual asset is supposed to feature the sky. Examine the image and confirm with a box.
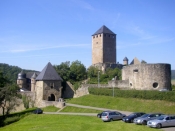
[0,0,175,71]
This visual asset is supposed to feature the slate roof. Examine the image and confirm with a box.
[92,25,115,35]
[123,57,128,61]
[26,72,40,79]
[36,62,63,81]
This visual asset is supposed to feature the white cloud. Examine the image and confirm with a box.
[1,44,90,53]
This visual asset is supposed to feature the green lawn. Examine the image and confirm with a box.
[61,106,101,113]
[66,94,175,114]
[0,114,159,131]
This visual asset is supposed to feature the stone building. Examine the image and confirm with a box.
[17,62,65,108]
[92,25,122,72]
[90,25,172,91]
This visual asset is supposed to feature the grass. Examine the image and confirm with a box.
[0,114,159,131]
[66,94,175,114]
[42,106,59,112]
[60,106,101,113]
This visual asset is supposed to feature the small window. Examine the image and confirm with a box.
[96,42,98,44]
[100,34,101,37]
[153,82,158,88]
[133,69,138,73]
[130,83,132,86]
[93,36,95,38]
[96,35,98,38]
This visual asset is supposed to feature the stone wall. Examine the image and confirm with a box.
[122,63,171,90]
[62,81,75,99]
[108,79,129,88]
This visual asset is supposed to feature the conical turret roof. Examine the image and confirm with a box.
[92,25,115,35]
[36,62,63,81]
[31,72,37,79]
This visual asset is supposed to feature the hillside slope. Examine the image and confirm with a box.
[0,63,38,83]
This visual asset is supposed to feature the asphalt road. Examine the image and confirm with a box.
[44,103,175,131]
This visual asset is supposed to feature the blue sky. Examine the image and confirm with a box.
[0,0,175,71]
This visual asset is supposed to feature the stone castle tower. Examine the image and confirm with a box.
[92,25,116,65]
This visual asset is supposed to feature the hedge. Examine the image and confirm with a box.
[88,87,175,102]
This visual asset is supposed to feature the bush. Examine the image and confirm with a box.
[4,116,20,125]
[88,87,175,102]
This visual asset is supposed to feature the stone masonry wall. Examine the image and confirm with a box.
[122,63,171,90]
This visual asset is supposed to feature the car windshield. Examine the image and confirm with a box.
[101,113,108,116]
[128,114,136,117]
[157,116,165,120]
[140,114,149,118]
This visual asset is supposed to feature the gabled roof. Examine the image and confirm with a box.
[92,25,115,35]
[130,57,140,65]
[36,62,63,81]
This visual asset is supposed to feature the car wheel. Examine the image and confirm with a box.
[110,118,113,122]
[130,119,133,123]
[97,115,100,118]
[156,123,162,129]
[142,120,147,125]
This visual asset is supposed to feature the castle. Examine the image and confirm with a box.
[92,25,171,90]
[16,25,172,108]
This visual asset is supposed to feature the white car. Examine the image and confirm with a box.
[147,115,175,128]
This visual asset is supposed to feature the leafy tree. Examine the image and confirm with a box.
[87,66,99,78]
[0,72,20,116]
[69,60,87,83]
[54,61,70,81]
[106,68,122,80]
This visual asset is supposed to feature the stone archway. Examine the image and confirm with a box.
[48,94,55,101]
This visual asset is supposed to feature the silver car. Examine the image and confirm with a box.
[133,113,163,125]
[101,111,126,122]
[147,115,175,128]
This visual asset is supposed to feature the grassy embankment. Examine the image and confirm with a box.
[0,114,159,131]
[65,94,175,114]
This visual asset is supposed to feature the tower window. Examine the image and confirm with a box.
[93,36,95,38]
[133,69,138,73]
[100,34,101,37]
[96,42,98,44]
[96,35,98,38]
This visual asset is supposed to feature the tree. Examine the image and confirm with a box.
[87,66,99,78]
[0,72,20,116]
[106,68,122,80]
[54,61,70,81]
[69,60,87,82]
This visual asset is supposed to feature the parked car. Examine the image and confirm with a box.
[33,108,43,114]
[97,111,110,118]
[122,112,145,123]
[147,115,175,128]
[101,111,126,122]
[133,113,163,125]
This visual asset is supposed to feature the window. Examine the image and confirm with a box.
[133,69,138,73]
[50,83,54,89]
[153,82,158,88]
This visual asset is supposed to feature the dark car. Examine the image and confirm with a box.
[122,112,145,123]
[33,108,43,114]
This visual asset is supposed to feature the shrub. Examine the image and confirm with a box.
[88,87,175,102]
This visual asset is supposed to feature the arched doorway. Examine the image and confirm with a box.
[48,94,55,101]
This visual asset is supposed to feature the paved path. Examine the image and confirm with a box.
[44,103,175,131]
